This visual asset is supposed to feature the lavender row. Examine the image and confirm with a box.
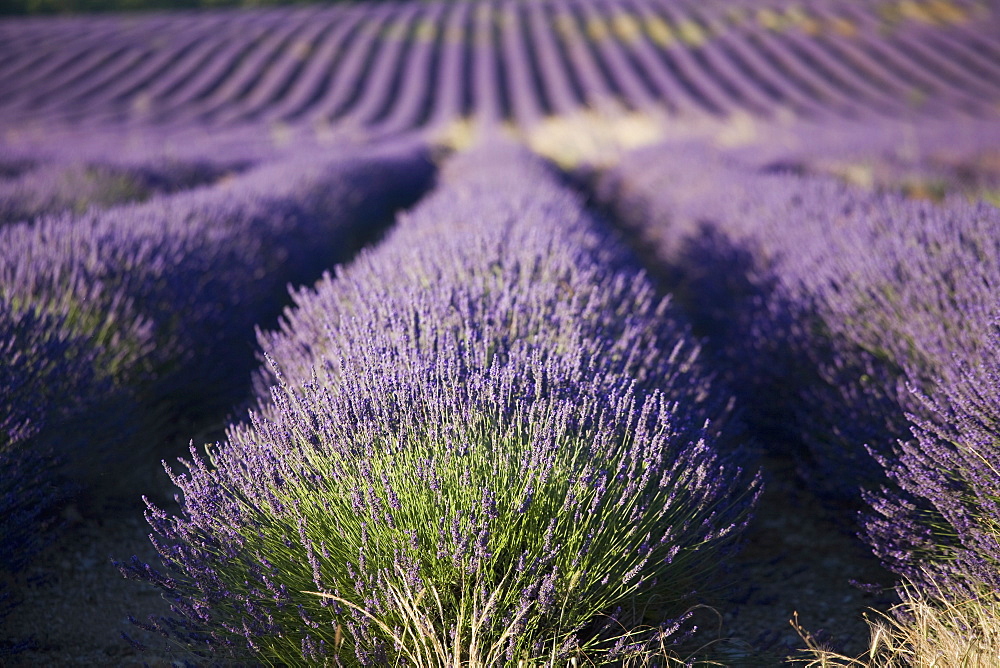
[0,155,250,226]
[0,140,434,600]
[119,143,758,665]
[1,0,995,132]
[595,136,1000,602]
[0,305,100,573]
[596,137,999,500]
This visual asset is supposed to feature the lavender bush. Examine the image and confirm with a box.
[0,305,104,647]
[0,302,109,566]
[865,314,1000,597]
[594,143,889,502]
[804,317,1000,666]
[120,144,759,665]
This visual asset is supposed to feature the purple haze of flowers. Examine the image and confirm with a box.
[120,143,759,664]
[596,140,1000,506]
[0,156,250,226]
[0,139,434,500]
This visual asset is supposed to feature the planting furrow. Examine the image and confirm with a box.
[0,25,103,94]
[909,22,1000,97]
[525,1,583,117]
[554,1,635,114]
[42,11,224,117]
[235,13,352,126]
[333,4,423,133]
[807,4,969,116]
[880,22,1000,103]
[572,0,670,113]
[1,0,997,135]
[304,7,397,128]
[165,11,318,126]
[253,8,362,124]
[726,24,868,118]
[649,0,765,115]
[468,3,508,126]
[834,3,994,114]
[0,18,138,105]
[424,0,472,131]
[772,27,912,117]
[32,47,159,125]
[497,3,549,127]
[196,9,334,126]
[689,7,838,118]
[137,33,253,125]
[601,0,707,114]
[367,3,448,137]
[667,10,781,116]
[3,43,142,120]
[638,3,737,114]
[104,23,239,126]
[145,16,285,126]
[67,25,219,126]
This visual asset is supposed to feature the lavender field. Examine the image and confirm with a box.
[2,0,1000,665]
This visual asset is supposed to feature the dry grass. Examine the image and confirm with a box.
[790,588,1000,668]
[304,581,741,667]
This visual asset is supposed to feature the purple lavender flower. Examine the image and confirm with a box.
[0,157,249,226]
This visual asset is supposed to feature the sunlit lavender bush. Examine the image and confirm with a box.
[120,144,759,665]
[810,318,1000,666]
[0,139,433,621]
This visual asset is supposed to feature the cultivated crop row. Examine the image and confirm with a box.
[2,0,999,663]
[1,140,433,607]
[1,0,996,134]
[593,135,1000,663]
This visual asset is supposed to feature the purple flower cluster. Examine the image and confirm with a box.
[0,305,103,638]
[1,140,433,606]
[121,143,758,664]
